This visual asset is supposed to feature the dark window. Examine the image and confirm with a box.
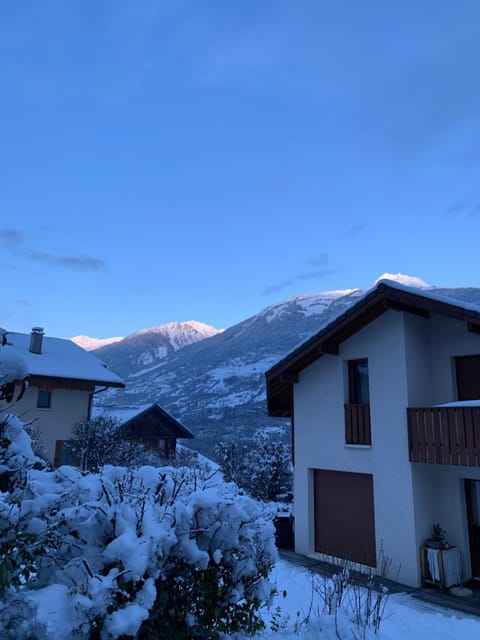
[37,390,51,409]
[348,359,370,404]
[54,440,79,467]
[455,355,480,401]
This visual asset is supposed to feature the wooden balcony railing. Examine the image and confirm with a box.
[345,404,371,445]
[407,406,480,466]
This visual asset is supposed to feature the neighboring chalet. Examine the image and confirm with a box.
[119,403,194,459]
[3,327,125,465]
[266,280,480,588]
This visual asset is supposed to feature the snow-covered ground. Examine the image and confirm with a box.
[228,559,480,639]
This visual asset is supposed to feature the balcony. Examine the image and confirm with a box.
[407,405,480,467]
[345,403,371,445]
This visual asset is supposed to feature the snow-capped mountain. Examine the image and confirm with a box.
[92,321,222,379]
[71,335,124,351]
[93,275,480,456]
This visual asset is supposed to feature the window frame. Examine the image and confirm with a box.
[37,389,52,409]
[345,359,371,445]
[348,358,370,405]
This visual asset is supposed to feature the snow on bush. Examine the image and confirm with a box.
[0,414,278,639]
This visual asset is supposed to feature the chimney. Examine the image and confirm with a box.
[29,327,44,354]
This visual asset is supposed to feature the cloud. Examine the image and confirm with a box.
[26,249,106,271]
[0,228,24,247]
[446,201,469,215]
[308,252,328,267]
[344,222,369,239]
[446,201,480,218]
[0,227,107,271]
[263,268,337,296]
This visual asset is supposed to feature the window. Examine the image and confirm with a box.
[54,440,79,467]
[348,359,370,404]
[455,355,480,401]
[37,390,51,409]
[345,359,371,445]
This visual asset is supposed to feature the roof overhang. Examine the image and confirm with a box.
[265,282,480,418]
[121,403,194,439]
[28,374,125,391]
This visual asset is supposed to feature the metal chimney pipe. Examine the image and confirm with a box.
[29,327,44,354]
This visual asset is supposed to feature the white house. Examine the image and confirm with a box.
[1,327,125,466]
[266,280,480,588]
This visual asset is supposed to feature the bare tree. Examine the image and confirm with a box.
[65,416,161,471]
[215,435,292,502]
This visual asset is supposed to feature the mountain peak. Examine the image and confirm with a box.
[131,320,221,339]
[71,335,124,351]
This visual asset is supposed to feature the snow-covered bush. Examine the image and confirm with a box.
[0,415,277,639]
[215,435,292,502]
[0,327,28,405]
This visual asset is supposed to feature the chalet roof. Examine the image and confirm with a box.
[6,331,125,388]
[266,280,480,417]
[120,403,194,439]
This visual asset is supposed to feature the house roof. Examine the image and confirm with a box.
[6,331,125,388]
[266,280,480,417]
[120,403,194,439]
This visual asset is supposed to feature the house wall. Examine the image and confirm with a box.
[411,463,480,582]
[12,384,91,464]
[403,312,480,581]
[293,310,420,586]
[428,314,480,403]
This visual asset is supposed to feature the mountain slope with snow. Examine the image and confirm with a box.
[93,321,222,379]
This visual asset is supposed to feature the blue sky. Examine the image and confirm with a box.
[2,1,480,338]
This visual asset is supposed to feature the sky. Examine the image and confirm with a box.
[2,1,480,339]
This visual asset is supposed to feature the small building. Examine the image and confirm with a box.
[119,403,194,458]
[2,327,125,465]
[266,280,480,588]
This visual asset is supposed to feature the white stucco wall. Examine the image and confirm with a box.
[428,314,480,404]
[10,384,91,464]
[411,464,480,582]
[403,312,480,582]
[293,308,480,587]
[293,311,421,586]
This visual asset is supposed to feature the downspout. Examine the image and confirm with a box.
[88,386,109,419]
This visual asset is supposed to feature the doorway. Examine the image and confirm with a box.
[455,355,480,401]
[465,480,480,579]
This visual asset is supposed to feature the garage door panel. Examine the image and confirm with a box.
[314,469,376,567]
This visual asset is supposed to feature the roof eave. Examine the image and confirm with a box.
[265,282,480,417]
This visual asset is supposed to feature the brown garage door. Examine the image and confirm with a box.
[314,469,376,567]
[456,355,480,401]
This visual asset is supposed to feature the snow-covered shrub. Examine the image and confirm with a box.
[215,435,292,502]
[0,415,277,639]
[0,328,28,405]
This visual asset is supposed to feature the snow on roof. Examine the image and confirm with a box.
[276,278,480,367]
[374,278,480,312]
[5,331,125,387]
